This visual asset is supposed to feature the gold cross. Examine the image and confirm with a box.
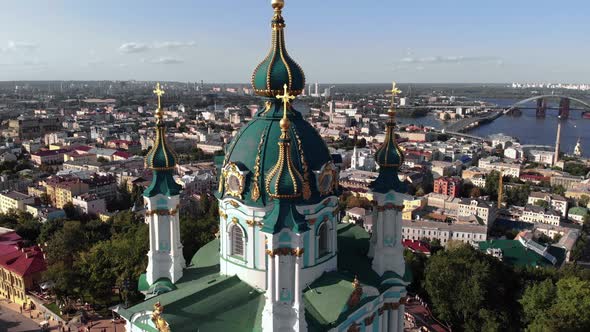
[276,83,295,118]
[153,83,165,109]
[390,81,401,107]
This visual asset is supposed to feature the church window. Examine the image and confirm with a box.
[230,225,245,258]
[318,222,329,257]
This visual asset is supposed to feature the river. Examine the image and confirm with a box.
[397,98,590,157]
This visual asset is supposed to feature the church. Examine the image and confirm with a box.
[119,1,411,331]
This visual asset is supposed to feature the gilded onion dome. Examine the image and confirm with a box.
[144,83,182,197]
[251,0,305,97]
[371,82,407,193]
[217,1,333,208]
[266,85,305,199]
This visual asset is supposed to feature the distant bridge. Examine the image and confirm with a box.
[443,110,503,133]
[507,95,590,118]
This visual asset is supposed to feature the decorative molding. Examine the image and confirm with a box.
[219,210,227,220]
[364,313,376,326]
[265,247,304,257]
[146,204,180,217]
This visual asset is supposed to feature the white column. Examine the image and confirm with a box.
[275,254,280,302]
[148,216,155,251]
[381,308,388,331]
[169,216,175,255]
[294,255,301,307]
[388,308,398,331]
[267,255,275,299]
[398,304,405,332]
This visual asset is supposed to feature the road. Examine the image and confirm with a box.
[0,306,41,332]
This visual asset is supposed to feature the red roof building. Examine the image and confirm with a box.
[0,230,47,306]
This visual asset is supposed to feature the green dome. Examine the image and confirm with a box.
[371,116,406,194]
[145,122,178,170]
[217,101,333,206]
[266,125,305,199]
[144,121,182,198]
[251,2,305,97]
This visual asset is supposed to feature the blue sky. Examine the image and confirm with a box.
[0,0,588,83]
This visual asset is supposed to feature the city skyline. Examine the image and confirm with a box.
[1,0,589,83]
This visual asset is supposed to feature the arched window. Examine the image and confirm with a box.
[230,225,245,258]
[318,222,329,257]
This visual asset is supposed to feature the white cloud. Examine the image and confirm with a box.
[119,42,150,53]
[119,41,196,53]
[1,40,39,52]
[0,59,47,67]
[150,57,184,65]
[399,55,502,64]
[153,41,196,50]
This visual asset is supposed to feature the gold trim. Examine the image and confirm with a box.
[231,217,239,225]
[293,129,311,200]
[229,200,240,208]
[265,247,304,256]
[223,163,245,199]
[219,210,227,220]
[251,128,267,202]
[146,204,180,217]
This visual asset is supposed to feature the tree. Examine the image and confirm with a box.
[469,187,482,198]
[579,195,590,208]
[484,171,501,201]
[403,249,428,297]
[552,185,566,197]
[424,245,519,331]
[521,277,590,331]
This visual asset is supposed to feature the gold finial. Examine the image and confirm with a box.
[352,275,361,289]
[151,301,170,332]
[272,0,285,10]
[388,81,401,118]
[153,83,165,119]
[277,83,296,132]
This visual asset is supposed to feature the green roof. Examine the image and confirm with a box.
[478,240,564,267]
[143,121,182,198]
[217,104,333,207]
[122,239,264,332]
[125,226,412,332]
[145,123,178,170]
[303,224,411,330]
[261,200,308,234]
[371,119,406,194]
[251,6,305,97]
[143,170,182,198]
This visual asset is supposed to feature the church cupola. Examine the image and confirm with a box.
[370,82,406,194]
[251,0,306,97]
[142,83,185,292]
[266,84,306,200]
[144,83,182,198]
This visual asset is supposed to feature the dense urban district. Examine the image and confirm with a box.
[0,79,589,332]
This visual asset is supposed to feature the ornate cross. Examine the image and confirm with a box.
[153,83,165,109]
[276,83,295,117]
[389,81,401,107]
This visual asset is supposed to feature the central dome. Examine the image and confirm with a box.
[219,103,333,206]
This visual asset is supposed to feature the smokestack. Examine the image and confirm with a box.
[554,119,562,166]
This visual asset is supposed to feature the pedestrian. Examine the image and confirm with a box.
[19,306,22,314]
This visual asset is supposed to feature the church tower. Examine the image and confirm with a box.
[367,82,411,331]
[216,1,339,331]
[143,83,185,288]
